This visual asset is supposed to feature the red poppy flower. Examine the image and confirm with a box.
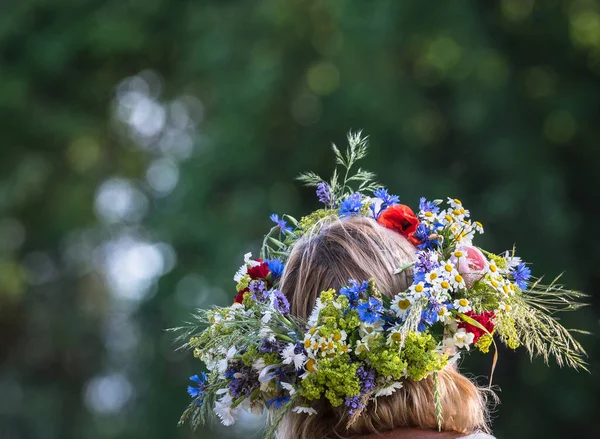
[458,311,496,343]
[377,204,420,244]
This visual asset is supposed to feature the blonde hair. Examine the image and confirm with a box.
[278,216,490,438]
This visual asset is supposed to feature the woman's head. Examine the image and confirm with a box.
[278,216,490,438]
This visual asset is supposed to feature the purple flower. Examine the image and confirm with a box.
[415,250,440,273]
[316,182,333,206]
[270,213,293,235]
[228,366,259,398]
[187,373,207,404]
[357,298,383,324]
[344,395,363,415]
[270,289,290,314]
[512,263,531,290]
[250,280,268,302]
[339,193,363,217]
[259,338,282,354]
[357,366,376,394]
[267,394,290,409]
[419,197,440,214]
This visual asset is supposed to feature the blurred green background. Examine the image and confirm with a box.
[1,0,598,438]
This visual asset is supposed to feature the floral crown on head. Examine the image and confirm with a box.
[177,132,587,437]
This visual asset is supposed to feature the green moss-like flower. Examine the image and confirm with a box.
[495,313,521,350]
[300,355,361,407]
[298,209,337,233]
[242,345,259,367]
[475,334,493,353]
[236,274,251,292]
[401,332,447,381]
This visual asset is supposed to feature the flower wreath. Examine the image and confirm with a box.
[177,132,587,437]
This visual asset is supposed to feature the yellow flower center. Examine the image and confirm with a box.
[453,198,462,205]
[398,299,411,310]
[391,332,402,342]
[445,264,453,272]
[415,284,424,293]
[491,280,499,288]
[453,209,461,216]
[445,215,453,222]
[503,284,510,294]
[333,333,342,341]
[460,208,466,214]
[455,274,464,283]
[306,359,317,372]
[340,345,349,353]
[309,326,317,335]
[304,339,312,348]
[475,221,483,228]
[489,264,497,273]
[441,281,450,289]
[327,341,334,350]
[429,272,438,281]
[459,299,468,307]
[454,251,464,257]
[425,211,433,217]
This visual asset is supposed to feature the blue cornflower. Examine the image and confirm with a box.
[357,298,383,324]
[419,197,440,214]
[340,279,369,307]
[316,182,333,206]
[266,394,291,409]
[270,289,290,314]
[187,373,207,404]
[339,193,363,217]
[512,263,531,290]
[270,213,292,235]
[266,259,284,278]
[420,308,439,327]
[374,188,400,208]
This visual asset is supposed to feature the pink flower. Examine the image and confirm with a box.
[456,245,487,287]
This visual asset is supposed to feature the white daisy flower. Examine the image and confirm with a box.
[292,406,317,415]
[448,197,463,209]
[281,342,307,370]
[449,272,466,290]
[390,294,413,319]
[425,270,440,284]
[354,339,370,355]
[375,381,404,397]
[453,298,472,313]
[437,305,454,324]
[408,281,428,297]
[386,326,405,346]
[432,277,453,296]
[453,328,475,350]
[473,221,484,234]
[359,321,384,339]
[496,301,513,314]
[487,260,500,276]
